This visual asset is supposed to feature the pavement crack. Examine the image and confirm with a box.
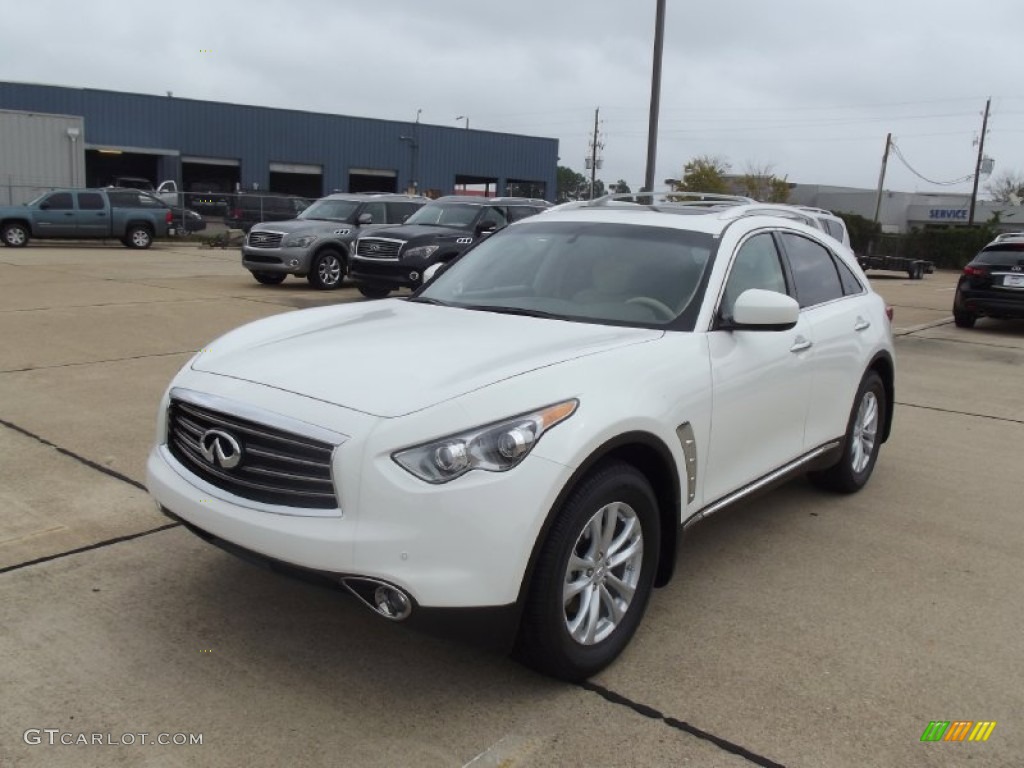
[0,417,148,490]
[1,349,196,374]
[578,680,786,768]
[0,524,180,575]
[895,401,1024,425]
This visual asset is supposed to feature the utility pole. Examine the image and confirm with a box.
[587,107,603,199]
[968,97,991,226]
[643,0,667,194]
[872,132,892,224]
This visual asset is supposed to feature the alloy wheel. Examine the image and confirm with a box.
[851,391,878,474]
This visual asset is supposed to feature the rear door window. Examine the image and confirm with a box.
[780,233,844,308]
[77,192,105,210]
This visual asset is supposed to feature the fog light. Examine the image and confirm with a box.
[289,259,299,267]
[409,271,420,281]
[374,586,411,620]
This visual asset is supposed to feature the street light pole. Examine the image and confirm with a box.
[455,115,469,129]
[643,0,667,194]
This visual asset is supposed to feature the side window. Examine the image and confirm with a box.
[721,233,788,319]
[42,192,74,210]
[835,257,864,295]
[507,206,539,222]
[77,192,105,210]
[388,202,420,222]
[479,206,508,229]
[781,233,844,308]
[362,202,386,224]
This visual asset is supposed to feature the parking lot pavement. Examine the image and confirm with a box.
[1,247,1021,767]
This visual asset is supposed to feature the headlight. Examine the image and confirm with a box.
[283,234,317,248]
[402,244,439,261]
[392,399,578,483]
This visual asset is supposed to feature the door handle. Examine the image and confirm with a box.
[790,336,813,353]
[854,317,871,332]
[64,212,74,216]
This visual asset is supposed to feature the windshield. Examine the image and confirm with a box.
[298,199,361,222]
[405,203,481,227]
[419,221,715,328]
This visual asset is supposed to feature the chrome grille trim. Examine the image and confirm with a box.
[247,230,284,248]
[355,237,404,260]
[166,388,346,510]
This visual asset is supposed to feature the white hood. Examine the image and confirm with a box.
[192,299,662,417]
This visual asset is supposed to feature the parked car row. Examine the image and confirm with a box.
[240,193,551,291]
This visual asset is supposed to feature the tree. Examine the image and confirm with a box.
[675,155,730,194]
[610,179,631,194]
[985,170,1024,203]
[556,165,605,202]
[738,163,792,203]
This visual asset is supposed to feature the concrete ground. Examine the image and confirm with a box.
[0,245,1020,768]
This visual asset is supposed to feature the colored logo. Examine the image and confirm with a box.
[920,721,996,742]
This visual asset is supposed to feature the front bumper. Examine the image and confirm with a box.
[147,428,571,610]
[349,257,425,289]
[241,245,315,276]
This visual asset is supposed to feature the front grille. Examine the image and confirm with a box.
[356,238,402,260]
[247,231,283,249]
[167,399,337,509]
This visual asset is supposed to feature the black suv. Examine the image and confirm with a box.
[953,239,1024,327]
[349,196,550,298]
[225,193,311,232]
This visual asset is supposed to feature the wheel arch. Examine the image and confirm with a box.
[517,431,683,614]
[2,218,32,235]
[868,350,895,442]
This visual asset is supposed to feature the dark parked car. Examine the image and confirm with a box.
[349,196,550,298]
[224,193,310,232]
[953,241,1024,327]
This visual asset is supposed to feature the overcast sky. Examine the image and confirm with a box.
[2,0,1022,197]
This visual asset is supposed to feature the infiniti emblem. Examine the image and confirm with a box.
[199,429,243,469]
[1013,265,1022,272]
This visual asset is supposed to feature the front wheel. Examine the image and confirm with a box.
[125,226,153,249]
[809,370,887,494]
[357,284,391,299]
[515,461,659,681]
[2,222,29,247]
[250,271,286,285]
[307,249,345,290]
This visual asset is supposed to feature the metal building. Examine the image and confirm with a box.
[0,109,86,204]
[0,82,558,202]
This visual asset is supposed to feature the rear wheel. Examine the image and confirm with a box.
[515,461,659,681]
[125,226,153,249]
[250,271,286,285]
[307,249,345,290]
[953,310,976,328]
[809,370,886,494]
[2,222,29,247]
[357,284,391,299]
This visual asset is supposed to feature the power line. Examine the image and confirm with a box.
[889,140,974,186]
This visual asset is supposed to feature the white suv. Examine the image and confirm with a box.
[147,193,895,680]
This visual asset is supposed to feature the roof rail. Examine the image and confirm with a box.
[587,190,755,207]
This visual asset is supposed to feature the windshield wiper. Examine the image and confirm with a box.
[405,296,449,306]
[455,304,563,320]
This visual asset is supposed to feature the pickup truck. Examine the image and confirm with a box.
[0,188,173,248]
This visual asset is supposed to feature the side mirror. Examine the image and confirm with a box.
[39,201,51,210]
[358,213,373,225]
[422,262,449,283]
[725,289,799,331]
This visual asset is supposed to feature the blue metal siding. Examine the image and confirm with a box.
[0,82,558,197]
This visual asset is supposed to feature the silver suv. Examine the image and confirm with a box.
[242,193,427,289]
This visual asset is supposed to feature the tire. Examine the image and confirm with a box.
[357,284,391,299]
[124,225,153,249]
[914,263,925,280]
[953,310,976,328]
[515,461,660,681]
[251,271,286,286]
[809,370,887,494]
[307,249,345,290]
[2,222,29,247]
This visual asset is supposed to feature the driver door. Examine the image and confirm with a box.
[35,192,78,236]
[703,231,815,502]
